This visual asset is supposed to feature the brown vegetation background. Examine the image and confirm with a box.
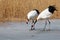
[0,0,60,22]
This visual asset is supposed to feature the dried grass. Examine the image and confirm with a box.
[0,0,60,22]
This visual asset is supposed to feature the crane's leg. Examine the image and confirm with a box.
[47,19,51,31]
[43,20,47,31]
[31,20,35,30]
[31,20,37,30]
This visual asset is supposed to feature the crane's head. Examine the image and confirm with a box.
[48,5,57,13]
[26,18,29,24]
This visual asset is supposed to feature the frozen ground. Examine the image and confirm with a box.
[0,19,60,40]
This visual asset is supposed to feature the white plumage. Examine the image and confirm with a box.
[26,9,40,30]
[37,8,52,20]
[27,10,38,20]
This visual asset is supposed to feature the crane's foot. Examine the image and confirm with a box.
[42,28,46,31]
[30,24,35,30]
[31,28,35,30]
[46,29,50,31]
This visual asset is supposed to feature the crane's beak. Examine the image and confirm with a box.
[52,5,58,11]
[55,9,57,11]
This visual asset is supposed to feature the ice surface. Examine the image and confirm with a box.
[0,19,60,40]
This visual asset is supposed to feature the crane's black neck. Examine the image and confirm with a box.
[33,9,40,15]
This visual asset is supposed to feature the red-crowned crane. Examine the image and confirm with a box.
[26,9,40,30]
[31,5,57,30]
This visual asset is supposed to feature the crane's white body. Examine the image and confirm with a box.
[31,6,57,30]
[27,10,38,20]
[37,8,52,20]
